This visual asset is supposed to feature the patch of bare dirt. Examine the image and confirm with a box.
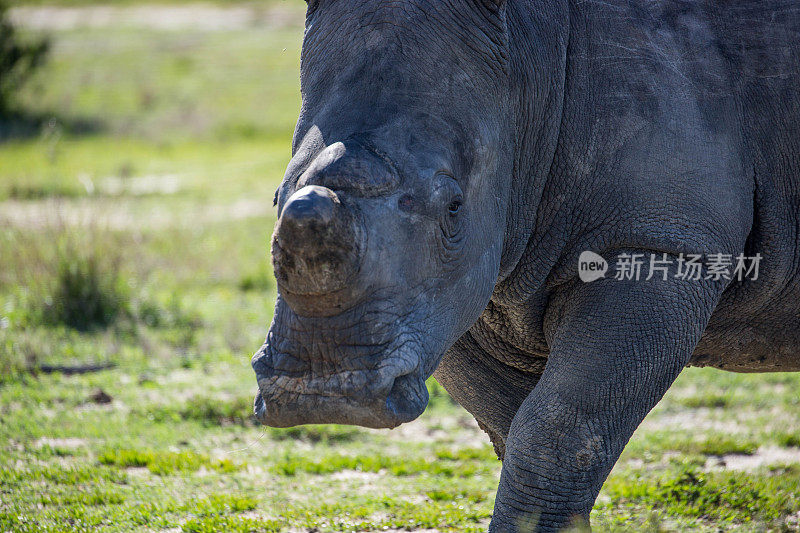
[640,411,746,434]
[382,530,440,533]
[329,470,384,482]
[382,414,489,447]
[330,470,386,495]
[705,446,800,471]
[35,437,87,449]
[0,197,269,229]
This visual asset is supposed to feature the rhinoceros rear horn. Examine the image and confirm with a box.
[271,185,363,306]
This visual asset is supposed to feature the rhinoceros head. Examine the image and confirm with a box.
[252,0,513,428]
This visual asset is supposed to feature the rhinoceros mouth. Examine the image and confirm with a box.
[251,338,429,429]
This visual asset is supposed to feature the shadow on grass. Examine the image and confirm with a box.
[0,109,104,142]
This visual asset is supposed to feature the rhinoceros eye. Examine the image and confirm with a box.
[440,193,465,266]
[447,200,462,216]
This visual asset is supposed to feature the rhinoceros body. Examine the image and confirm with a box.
[252,1,800,530]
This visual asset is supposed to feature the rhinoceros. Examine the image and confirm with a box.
[251,0,800,530]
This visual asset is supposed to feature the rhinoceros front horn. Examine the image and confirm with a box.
[271,185,363,314]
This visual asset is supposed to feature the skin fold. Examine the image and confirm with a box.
[252,1,800,530]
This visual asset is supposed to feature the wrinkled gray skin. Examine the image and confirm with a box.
[251,0,800,530]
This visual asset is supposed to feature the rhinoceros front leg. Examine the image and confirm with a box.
[435,331,544,459]
[490,253,727,532]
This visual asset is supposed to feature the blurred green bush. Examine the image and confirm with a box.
[42,242,130,330]
[0,0,49,115]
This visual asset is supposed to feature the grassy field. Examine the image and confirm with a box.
[2,6,800,532]
[8,0,287,6]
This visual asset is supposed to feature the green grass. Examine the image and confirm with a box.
[182,515,282,533]
[603,466,800,525]
[97,448,241,475]
[776,433,800,448]
[9,0,292,5]
[271,448,495,478]
[2,5,800,532]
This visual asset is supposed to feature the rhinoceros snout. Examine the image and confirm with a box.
[251,336,428,429]
[271,185,364,314]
